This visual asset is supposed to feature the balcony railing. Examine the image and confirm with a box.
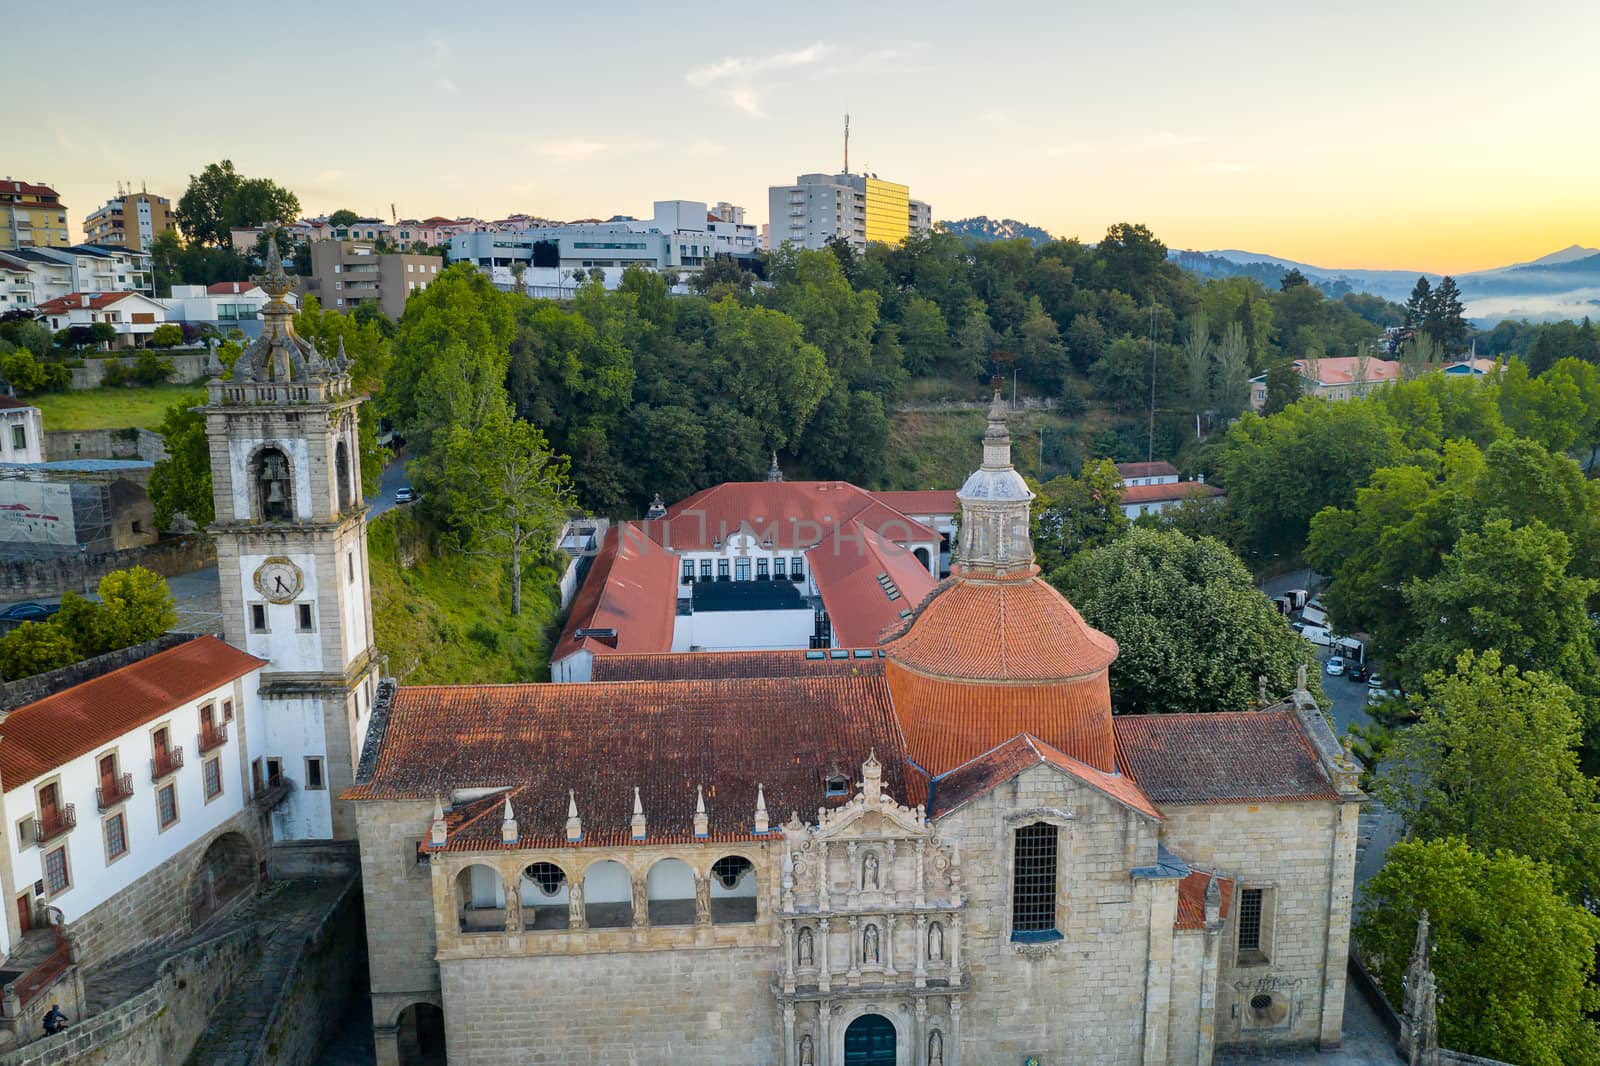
[198,721,228,754]
[34,805,75,845]
[252,775,293,812]
[151,745,184,781]
[95,773,134,811]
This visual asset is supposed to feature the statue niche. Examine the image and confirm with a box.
[797,926,814,967]
[254,447,294,522]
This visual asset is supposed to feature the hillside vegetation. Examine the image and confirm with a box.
[368,508,561,684]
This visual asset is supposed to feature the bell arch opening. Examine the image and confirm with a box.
[253,446,294,522]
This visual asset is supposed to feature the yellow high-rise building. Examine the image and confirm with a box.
[1,180,71,251]
[863,177,910,246]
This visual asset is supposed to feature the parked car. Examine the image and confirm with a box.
[1348,662,1369,683]
[1325,656,1346,677]
[0,602,59,622]
[395,487,416,504]
[1367,687,1403,706]
[1367,674,1385,690]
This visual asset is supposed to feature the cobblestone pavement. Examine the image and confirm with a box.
[182,878,352,1066]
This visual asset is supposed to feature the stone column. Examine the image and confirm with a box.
[847,916,861,980]
[817,917,832,993]
[817,843,831,911]
[884,914,898,976]
[949,999,962,1066]
[915,841,926,907]
[818,1001,832,1064]
[373,1025,400,1066]
[913,998,927,1066]
[1140,879,1178,1065]
[1197,923,1222,1065]
[885,839,897,893]
[1319,799,1361,1049]
[782,1003,796,1066]
[914,915,928,988]
[948,914,962,985]
[782,919,797,992]
[846,841,860,906]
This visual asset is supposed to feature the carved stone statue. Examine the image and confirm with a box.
[929,921,944,961]
[568,881,585,928]
[695,874,712,923]
[798,1034,814,1065]
[797,926,814,967]
[632,877,648,925]
[863,923,880,965]
[863,852,880,890]
[928,1030,944,1066]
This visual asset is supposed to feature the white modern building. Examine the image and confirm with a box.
[163,281,297,338]
[0,246,150,310]
[767,172,932,250]
[449,200,759,289]
[1112,461,1225,519]
[35,292,170,348]
[0,396,44,464]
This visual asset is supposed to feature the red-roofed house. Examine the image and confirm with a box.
[1111,461,1226,518]
[36,292,169,348]
[1249,355,1403,409]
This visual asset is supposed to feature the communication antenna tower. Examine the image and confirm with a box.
[844,113,850,174]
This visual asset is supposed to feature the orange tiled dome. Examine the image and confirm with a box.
[883,570,1120,774]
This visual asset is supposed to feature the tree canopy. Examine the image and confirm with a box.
[176,159,300,250]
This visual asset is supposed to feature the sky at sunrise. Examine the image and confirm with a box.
[12,0,1598,274]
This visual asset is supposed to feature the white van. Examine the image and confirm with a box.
[1299,626,1334,647]
[1300,606,1329,628]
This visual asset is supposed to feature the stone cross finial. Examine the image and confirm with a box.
[429,796,447,846]
[754,784,769,834]
[565,790,582,842]
[500,796,518,845]
[861,749,883,803]
[694,785,709,837]
[1296,662,1308,691]
[631,786,647,840]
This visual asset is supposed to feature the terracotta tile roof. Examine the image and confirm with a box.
[206,282,262,295]
[1114,461,1179,480]
[345,675,922,847]
[868,490,958,516]
[807,522,938,647]
[1112,711,1338,805]
[886,657,1116,775]
[883,573,1119,682]
[35,292,141,315]
[1175,868,1234,930]
[0,397,37,411]
[551,523,679,662]
[1300,356,1400,386]
[651,481,939,552]
[0,636,263,787]
[0,181,60,199]
[589,649,885,682]
[929,734,1160,820]
[1119,482,1226,505]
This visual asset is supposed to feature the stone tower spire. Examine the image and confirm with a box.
[767,451,784,482]
[953,386,1035,576]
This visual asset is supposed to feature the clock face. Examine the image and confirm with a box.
[253,557,304,604]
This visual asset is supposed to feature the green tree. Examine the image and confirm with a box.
[767,248,881,389]
[1403,275,1433,330]
[1375,651,1599,897]
[1428,275,1469,353]
[147,391,212,530]
[294,295,393,496]
[1402,520,1600,710]
[1182,312,1211,437]
[706,298,830,452]
[895,296,947,376]
[0,622,79,680]
[1031,458,1128,573]
[148,323,184,348]
[1496,357,1585,453]
[1053,528,1319,714]
[1015,295,1068,392]
[176,160,300,249]
[1211,320,1251,421]
[1096,222,1167,302]
[95,567,177,651]
[439,408,576,616]
[1261,361,1302,414]
[328,209,361,228]
[1355,838,1600,1066]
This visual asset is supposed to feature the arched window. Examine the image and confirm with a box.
[453,863,504,933]
[253,447,293,522]
[519,862,569,931]
[334,439,353,513]
[709,855,757,924]
[645,858,696,926]
[1011,822,1060,940]
[582,860,633,929]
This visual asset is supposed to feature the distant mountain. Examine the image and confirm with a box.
[938,216,1054,245]
[1170,244,1600,324]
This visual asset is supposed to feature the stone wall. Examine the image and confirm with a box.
[0,922,261,1066]
[1159,800,1350,1052]
[44,428,167,464]
[267,839,361,881]
[0,633,194,710]
[0,534,214,602]
[66,806,267,971]
[354,799,441,1036]
[68,353,210,390]
[246,878,364,1066]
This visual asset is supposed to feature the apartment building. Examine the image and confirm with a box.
[767,171,932,250]
[302,240,441,318]
[0,181,70,251]
[82,190,177,252]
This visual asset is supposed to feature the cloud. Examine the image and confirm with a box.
[537,140,609,162]
[686,43,830,116]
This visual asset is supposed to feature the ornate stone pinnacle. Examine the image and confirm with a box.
[694,785,709,837]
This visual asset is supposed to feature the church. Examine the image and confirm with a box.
[334,383,1362,1064]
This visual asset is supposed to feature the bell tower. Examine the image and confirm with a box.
[205,239,379,841]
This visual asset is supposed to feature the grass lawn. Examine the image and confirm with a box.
[32,385,204,431]
[884,406,1090,489]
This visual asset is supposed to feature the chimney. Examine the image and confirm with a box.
[80,294,89,307]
